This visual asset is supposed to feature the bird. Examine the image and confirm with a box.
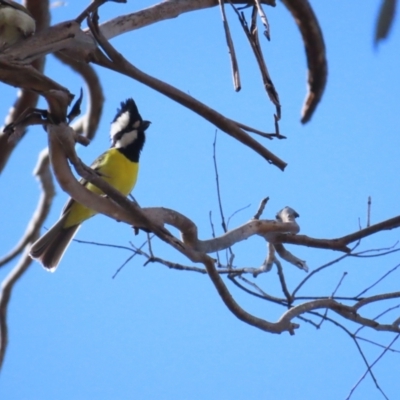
[30,98,151,271]
[0,0,35,49]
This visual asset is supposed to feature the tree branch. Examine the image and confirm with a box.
[0,149,55,267]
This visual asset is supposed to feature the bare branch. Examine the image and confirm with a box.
[339,215,400,244]
[254,0,271,40]
[279,299,400,333]
[140,206,300,253]
[55,52,104,140]
[212,131,228,233]
[0,0,50,173]
[292,243,358,297]
[354,292,400,312]
[356,262,400,297]
[96,0,276,40]
[0,149,55,267]
[230,4,281,120]
[308,311,390,400]
[274,215,400,252]
[232,119,286,139]
[274,243,308,271]
[280,0,327,123]
[374,0,398,45]
[253,197,269,219]
[0,246,32,369]
[232,275,287,304]
[275,257,292,303]
[346,334,399,400]
[218,0,241,91]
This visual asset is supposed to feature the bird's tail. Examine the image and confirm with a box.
[30,216,80,272]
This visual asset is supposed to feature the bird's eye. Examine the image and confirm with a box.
[112,131,123,144]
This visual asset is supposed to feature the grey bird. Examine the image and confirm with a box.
[0,0,35,49]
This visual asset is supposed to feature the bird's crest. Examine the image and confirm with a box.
[110,98,142,142]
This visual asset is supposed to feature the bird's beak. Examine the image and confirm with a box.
[141,120,151,131]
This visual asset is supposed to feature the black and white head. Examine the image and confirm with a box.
[110,98,150,161]
[276,206,300,222]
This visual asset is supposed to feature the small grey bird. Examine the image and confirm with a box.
[0,0,35,49]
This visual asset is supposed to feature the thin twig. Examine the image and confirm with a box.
[308,311,389,400]
[356,336,400,353]
[230,3,281,124]
[367,196,372,227]
[146,233,154,258]
[218,0,241,91]
[296,314,319,328]
[232,119,285,139]
[212,131,228,233]
[346,334,399,400]
[112,237,154,279]
[211,131,235,266]
[351,247,400,258]
[229,275,288,305]
[74,239,134,252]
[209,211,222,267]
[254,0,271,40]
[354,303,400,336]
[316,272,347,328]
[55,52,104,140]
[253,197,269,219]
[226,204,251,228]
[356,262,400,297]
[275,258,292,304]
[292,243,359,297]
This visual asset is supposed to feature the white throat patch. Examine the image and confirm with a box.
[115,129,138,148]
[110,111,130,141]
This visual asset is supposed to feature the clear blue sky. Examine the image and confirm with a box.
[1,1,399,399]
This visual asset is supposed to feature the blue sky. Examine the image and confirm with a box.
[0,1,399,399]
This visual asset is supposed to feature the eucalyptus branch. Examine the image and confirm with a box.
[0,246,33,369]
[0,149,55,267]
[218,0,241,91]
[55,52,104,140]
[0,0,50,173]
[280,0,327,123]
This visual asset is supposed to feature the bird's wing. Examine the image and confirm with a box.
[60,150,109,215]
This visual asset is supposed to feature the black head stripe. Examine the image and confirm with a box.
[109,98,149,161]
[113,98,142,124]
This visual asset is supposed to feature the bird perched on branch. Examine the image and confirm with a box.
[30,98,151,271]
[0,0,35,49]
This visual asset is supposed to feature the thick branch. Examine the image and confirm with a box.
[0,0,50,173]
[140,207,299,252]
[55,52,104,140]
[97,0,276,40]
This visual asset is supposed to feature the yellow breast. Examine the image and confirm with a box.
[63,148,139,228]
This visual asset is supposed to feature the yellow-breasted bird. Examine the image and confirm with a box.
[0,0,35,49]
[30,98,150,271]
